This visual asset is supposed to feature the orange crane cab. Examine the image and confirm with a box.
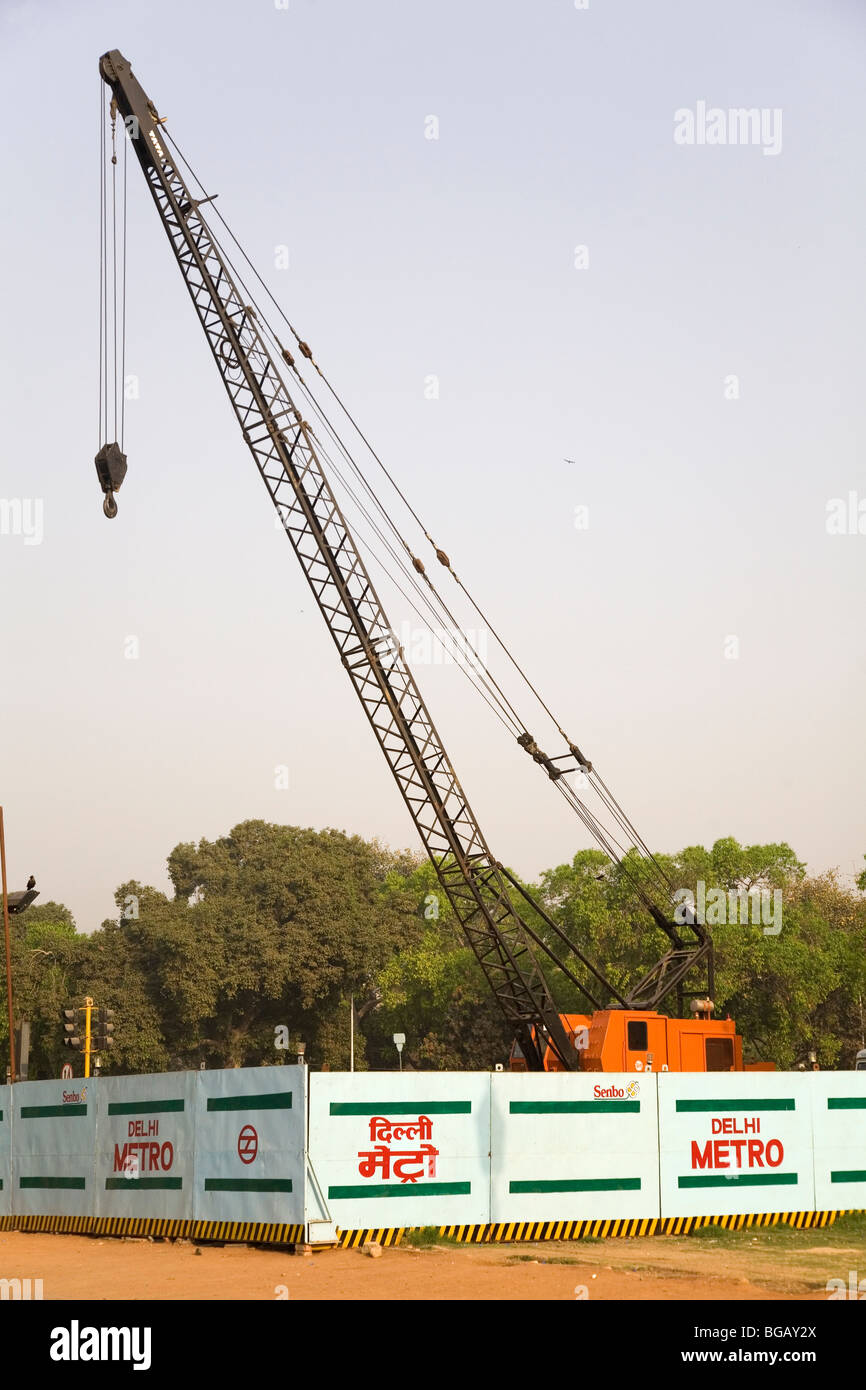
[580,1010,742,1072]
[510,1015,592,1072]
[511,1009,754,1073]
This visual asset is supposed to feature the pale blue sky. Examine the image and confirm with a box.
[0,0,863,930]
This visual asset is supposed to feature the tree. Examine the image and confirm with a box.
[5,828,864,1078]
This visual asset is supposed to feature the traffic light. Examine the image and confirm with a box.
[61,1008,81,1050]
[96,1007,116,1047]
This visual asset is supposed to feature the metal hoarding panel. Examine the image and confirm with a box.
[95,1071,197,1221]
[810,1071,866,1212]
[658,1071,815,1217]
[0,1085,9,1217]
[193,1066,305,1226]
[12,1078,97,1219]
[490,1072,659,1222]
[308,1072,491,1230]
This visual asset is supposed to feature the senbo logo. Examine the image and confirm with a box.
[593,1082,640,1099]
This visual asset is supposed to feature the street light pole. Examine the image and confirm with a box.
[0,808,16,1085]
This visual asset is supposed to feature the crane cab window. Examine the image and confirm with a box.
[705,1037,735,1071]
[627,1021,648,1052]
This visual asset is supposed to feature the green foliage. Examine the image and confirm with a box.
[3,830,865,1077]
[536,838,865,1068]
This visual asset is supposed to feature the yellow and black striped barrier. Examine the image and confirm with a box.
[0,1207,856,1245]
[338,1208,849,1246]
[0,1213,304,1244]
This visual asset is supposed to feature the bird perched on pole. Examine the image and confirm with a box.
[26,875,35,890]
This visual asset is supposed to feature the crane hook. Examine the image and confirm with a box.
[94,443,127,519]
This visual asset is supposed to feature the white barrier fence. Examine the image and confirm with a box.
[4,1067,306,1230]
[309,1071,490,1231]
[657,1072,816,1218]
[490,1073,660,1223]
[0,1069,863,1235]
[0,1084,10,1219]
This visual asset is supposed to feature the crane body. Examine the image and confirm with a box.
[510,1010,747,1073]
[97,50,756,1074]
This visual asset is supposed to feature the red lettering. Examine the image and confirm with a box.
[113,1143,129,1171]
[765,1139,783,1167]
[729,1138,746,1167]
[747,1139,764,1166]
[691,1140,713,1169]
[147,1143,160,1171]
[711,1118,722,1135]
[713,1140,730,1168]
[160,1141,173,1171]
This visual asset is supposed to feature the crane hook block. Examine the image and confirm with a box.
[95,442,128,519]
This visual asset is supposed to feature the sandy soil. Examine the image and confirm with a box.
[0,1228,854,1301]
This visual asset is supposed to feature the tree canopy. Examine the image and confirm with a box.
[2,825,864,1076]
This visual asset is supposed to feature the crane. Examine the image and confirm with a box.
[96,50,747,1074]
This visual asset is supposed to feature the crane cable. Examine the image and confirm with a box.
[98,84,129,452]
[98,84,105,447]
[159,127,678,914]
[157,137,529,741]
[174,198,525,740]
[162,133,564,736]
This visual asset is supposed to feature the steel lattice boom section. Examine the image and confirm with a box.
[99,50,585,1071]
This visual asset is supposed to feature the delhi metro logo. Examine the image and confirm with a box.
[237,1125,258,1164]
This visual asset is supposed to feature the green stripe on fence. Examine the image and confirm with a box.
[830,1170,866,1184]
[329,1102,470,1116]
[678,1172,797,1189]
[107,1100,185,1115]
[20,1105,87,1119]
[509,1100,639,1114]
[104,1177,183,1190]
[206,1093,292,1112]
[509,1177,641,1193]
[328,1181,471,1199]
[828,1098,866,1110]
[20,1176,87,1190]
[204,1179,293,1192]
[675,1099,794,1113]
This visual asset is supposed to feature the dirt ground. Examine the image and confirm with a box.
[2,1219,863,1300]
